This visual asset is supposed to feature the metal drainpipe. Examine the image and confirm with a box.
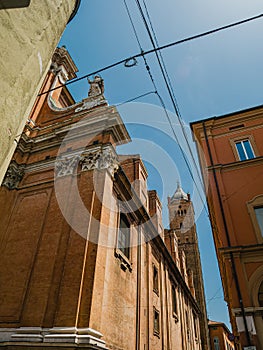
[164,264,171,349]
[202,121,251,346]
[146,241,150,350]
[136,224,142,350]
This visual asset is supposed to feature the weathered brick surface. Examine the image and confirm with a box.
[0,50,203,350]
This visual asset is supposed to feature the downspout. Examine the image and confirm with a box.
[159,260,165,349]
[202,121,251,346]
[146,241,150,350]
[164,265,171,349]
[179,289,186,350]
[136,224,142,350]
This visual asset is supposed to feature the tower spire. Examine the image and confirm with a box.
[171,180,188,202]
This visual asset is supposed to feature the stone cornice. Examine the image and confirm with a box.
[219,244,263,259]
[18,107,131,154]
[206,155,263,172]
[190,104,263,132]
[3,144,120,189]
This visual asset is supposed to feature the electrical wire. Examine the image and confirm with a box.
[122,3,202,201]
[133,0,209,212]
[207,286,223,304]
[38,12,263,96]
[115,90,156,106]
[123,0,158,92]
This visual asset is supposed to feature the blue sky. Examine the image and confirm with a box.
[59,0,263,328]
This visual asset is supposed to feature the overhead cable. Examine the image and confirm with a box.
[137,0,207,207]
[38,12,263,96]
[124,0,208,212]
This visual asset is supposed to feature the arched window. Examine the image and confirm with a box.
[213,337,220,350]
[258,280,263,307]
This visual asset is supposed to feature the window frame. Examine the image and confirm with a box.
[117,214,130,259]
[213,336,220,350]
[193,314,199,341]
[235,139,255,160]
[247,195,263,244]
[171,284,179,322]
[153,264,159,295]
[258,280,263,307]
[230,135,257,162]
[255,206,263,237]
[115,213,132,272]
[153,307,160,337]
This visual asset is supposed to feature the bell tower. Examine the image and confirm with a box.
[167,182,210,350]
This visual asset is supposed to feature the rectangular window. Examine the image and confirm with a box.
[235,140,255,161]
[185,311,190,341]
[153,265,159,293]
[153,308,160,335]
[193,314,198,339]
[171,285,177,315]
[255,207,263,236]
[118,214,130,259]
[213,337,220,350]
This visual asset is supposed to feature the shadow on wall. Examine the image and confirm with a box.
[0,0,30,9]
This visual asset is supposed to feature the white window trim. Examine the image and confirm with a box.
[235,139,255,160]
[230,134,258,162]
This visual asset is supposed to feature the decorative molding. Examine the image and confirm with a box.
[44,327,107,347]
[80,146,119,176]
[75,97,107,113]
[2,327,107,348]
[50,47,78,81]
[55,155,80,178]
[2,162,25,189]
[11,327,43,343]
[54,146,119,178]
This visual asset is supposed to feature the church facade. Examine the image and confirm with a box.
[0,47,207,350]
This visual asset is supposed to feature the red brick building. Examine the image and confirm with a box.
[191,107,263,349]
[0,47,206,350]
[208,320,234,350]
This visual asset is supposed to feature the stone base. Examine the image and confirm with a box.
[11,327,43,343]
[0,327,107,349]
[44,328,107,348]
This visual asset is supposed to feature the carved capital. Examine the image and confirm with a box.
[80,146,119,176]
[55,156,80,178]
[2,162,25,189]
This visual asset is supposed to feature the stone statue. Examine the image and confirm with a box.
[88,75,104,97]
